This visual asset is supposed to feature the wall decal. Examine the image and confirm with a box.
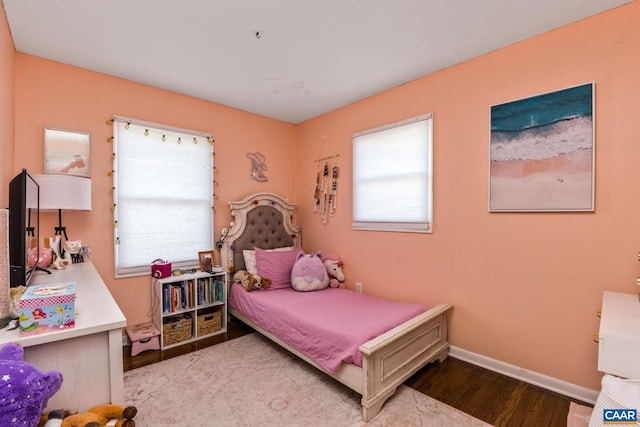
[247,152,268,182]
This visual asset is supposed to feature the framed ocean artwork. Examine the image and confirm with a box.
[489,83,595,212]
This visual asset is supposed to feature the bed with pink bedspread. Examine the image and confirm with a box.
[229,284,428,372]
[220,192,452,422]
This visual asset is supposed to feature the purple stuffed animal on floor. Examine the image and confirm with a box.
[0,342,63,427]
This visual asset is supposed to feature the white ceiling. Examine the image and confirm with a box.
[3,0,634,124]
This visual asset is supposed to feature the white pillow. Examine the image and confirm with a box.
[243,247,294,274]
[589,375,640,427]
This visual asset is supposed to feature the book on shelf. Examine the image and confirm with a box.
[197,277,213,306]
[163,281,194,313]
[215,280,224,302]
[162,275,224,313]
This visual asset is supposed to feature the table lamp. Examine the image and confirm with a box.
[33,174,92,248]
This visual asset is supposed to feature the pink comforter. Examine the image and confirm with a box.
[229,284,427,373]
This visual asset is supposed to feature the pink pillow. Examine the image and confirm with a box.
[254,246,301,289]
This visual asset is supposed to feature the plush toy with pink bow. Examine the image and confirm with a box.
[322,254,345,288]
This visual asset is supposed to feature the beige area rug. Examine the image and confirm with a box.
[124,333,491,426]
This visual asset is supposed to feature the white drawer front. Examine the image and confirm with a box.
[598,291,640,379]
[598,335,640,378]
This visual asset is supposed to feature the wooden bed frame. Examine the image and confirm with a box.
[220,192,452,422]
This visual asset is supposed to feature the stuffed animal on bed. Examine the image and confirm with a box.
[322,254,345,288]
[291,250,329,292]
[0,342,63,427]
[233,270,272,291]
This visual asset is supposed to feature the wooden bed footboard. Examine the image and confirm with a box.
[359,302,453,422]
[229,302,452,422]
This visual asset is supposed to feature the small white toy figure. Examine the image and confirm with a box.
[49,236,69,270]
[64,240,85,264]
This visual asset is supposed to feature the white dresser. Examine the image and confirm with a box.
[597,291,640,378]
[0,262,126,411]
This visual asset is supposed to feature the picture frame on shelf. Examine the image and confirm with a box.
[44,127,91,177]
[198,250,214,272]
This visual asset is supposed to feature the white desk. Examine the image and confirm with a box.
[0,262,126,411]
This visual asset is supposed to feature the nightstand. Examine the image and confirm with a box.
[597,291,640,378]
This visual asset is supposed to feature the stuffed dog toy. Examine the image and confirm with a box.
[233,270,272,291]
[38,404,137,427]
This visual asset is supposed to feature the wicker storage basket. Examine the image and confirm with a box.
[197,311,221,337]
[163,315,192,346]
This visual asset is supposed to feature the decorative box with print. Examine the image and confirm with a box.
[19,282,76,336]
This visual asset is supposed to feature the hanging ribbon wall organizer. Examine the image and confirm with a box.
[313,154,339,224]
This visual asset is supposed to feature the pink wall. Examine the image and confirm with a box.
[297,2,640,390]
[5,1,639,393]
[13,54,298,328]
[0,6,15,206]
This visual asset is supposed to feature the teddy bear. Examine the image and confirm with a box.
[38,404,137,427]
[0,342,63,427]
[233,270,272,291]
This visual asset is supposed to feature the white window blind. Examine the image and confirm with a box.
[113,116,214,277]
[353,113,433,233]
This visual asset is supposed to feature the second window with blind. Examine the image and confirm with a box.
[353,113,433,233]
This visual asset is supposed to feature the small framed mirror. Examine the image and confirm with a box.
[44,127,91,177]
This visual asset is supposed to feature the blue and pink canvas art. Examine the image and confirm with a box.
[489,83,594,211]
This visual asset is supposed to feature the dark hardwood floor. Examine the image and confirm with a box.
[124,319,590,426]
[405,357,590,427]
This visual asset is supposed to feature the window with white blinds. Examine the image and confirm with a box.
[112,116,214,277]
[353,113,433,233]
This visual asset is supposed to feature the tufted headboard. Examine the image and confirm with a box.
[220,192,301,273]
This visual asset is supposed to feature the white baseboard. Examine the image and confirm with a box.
[448,345,599,404]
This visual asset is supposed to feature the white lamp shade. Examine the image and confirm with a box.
[33,174,92,212]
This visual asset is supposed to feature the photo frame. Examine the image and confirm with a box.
[489,83,595,212]
[198,250,215,272]
[44,127,91,177]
